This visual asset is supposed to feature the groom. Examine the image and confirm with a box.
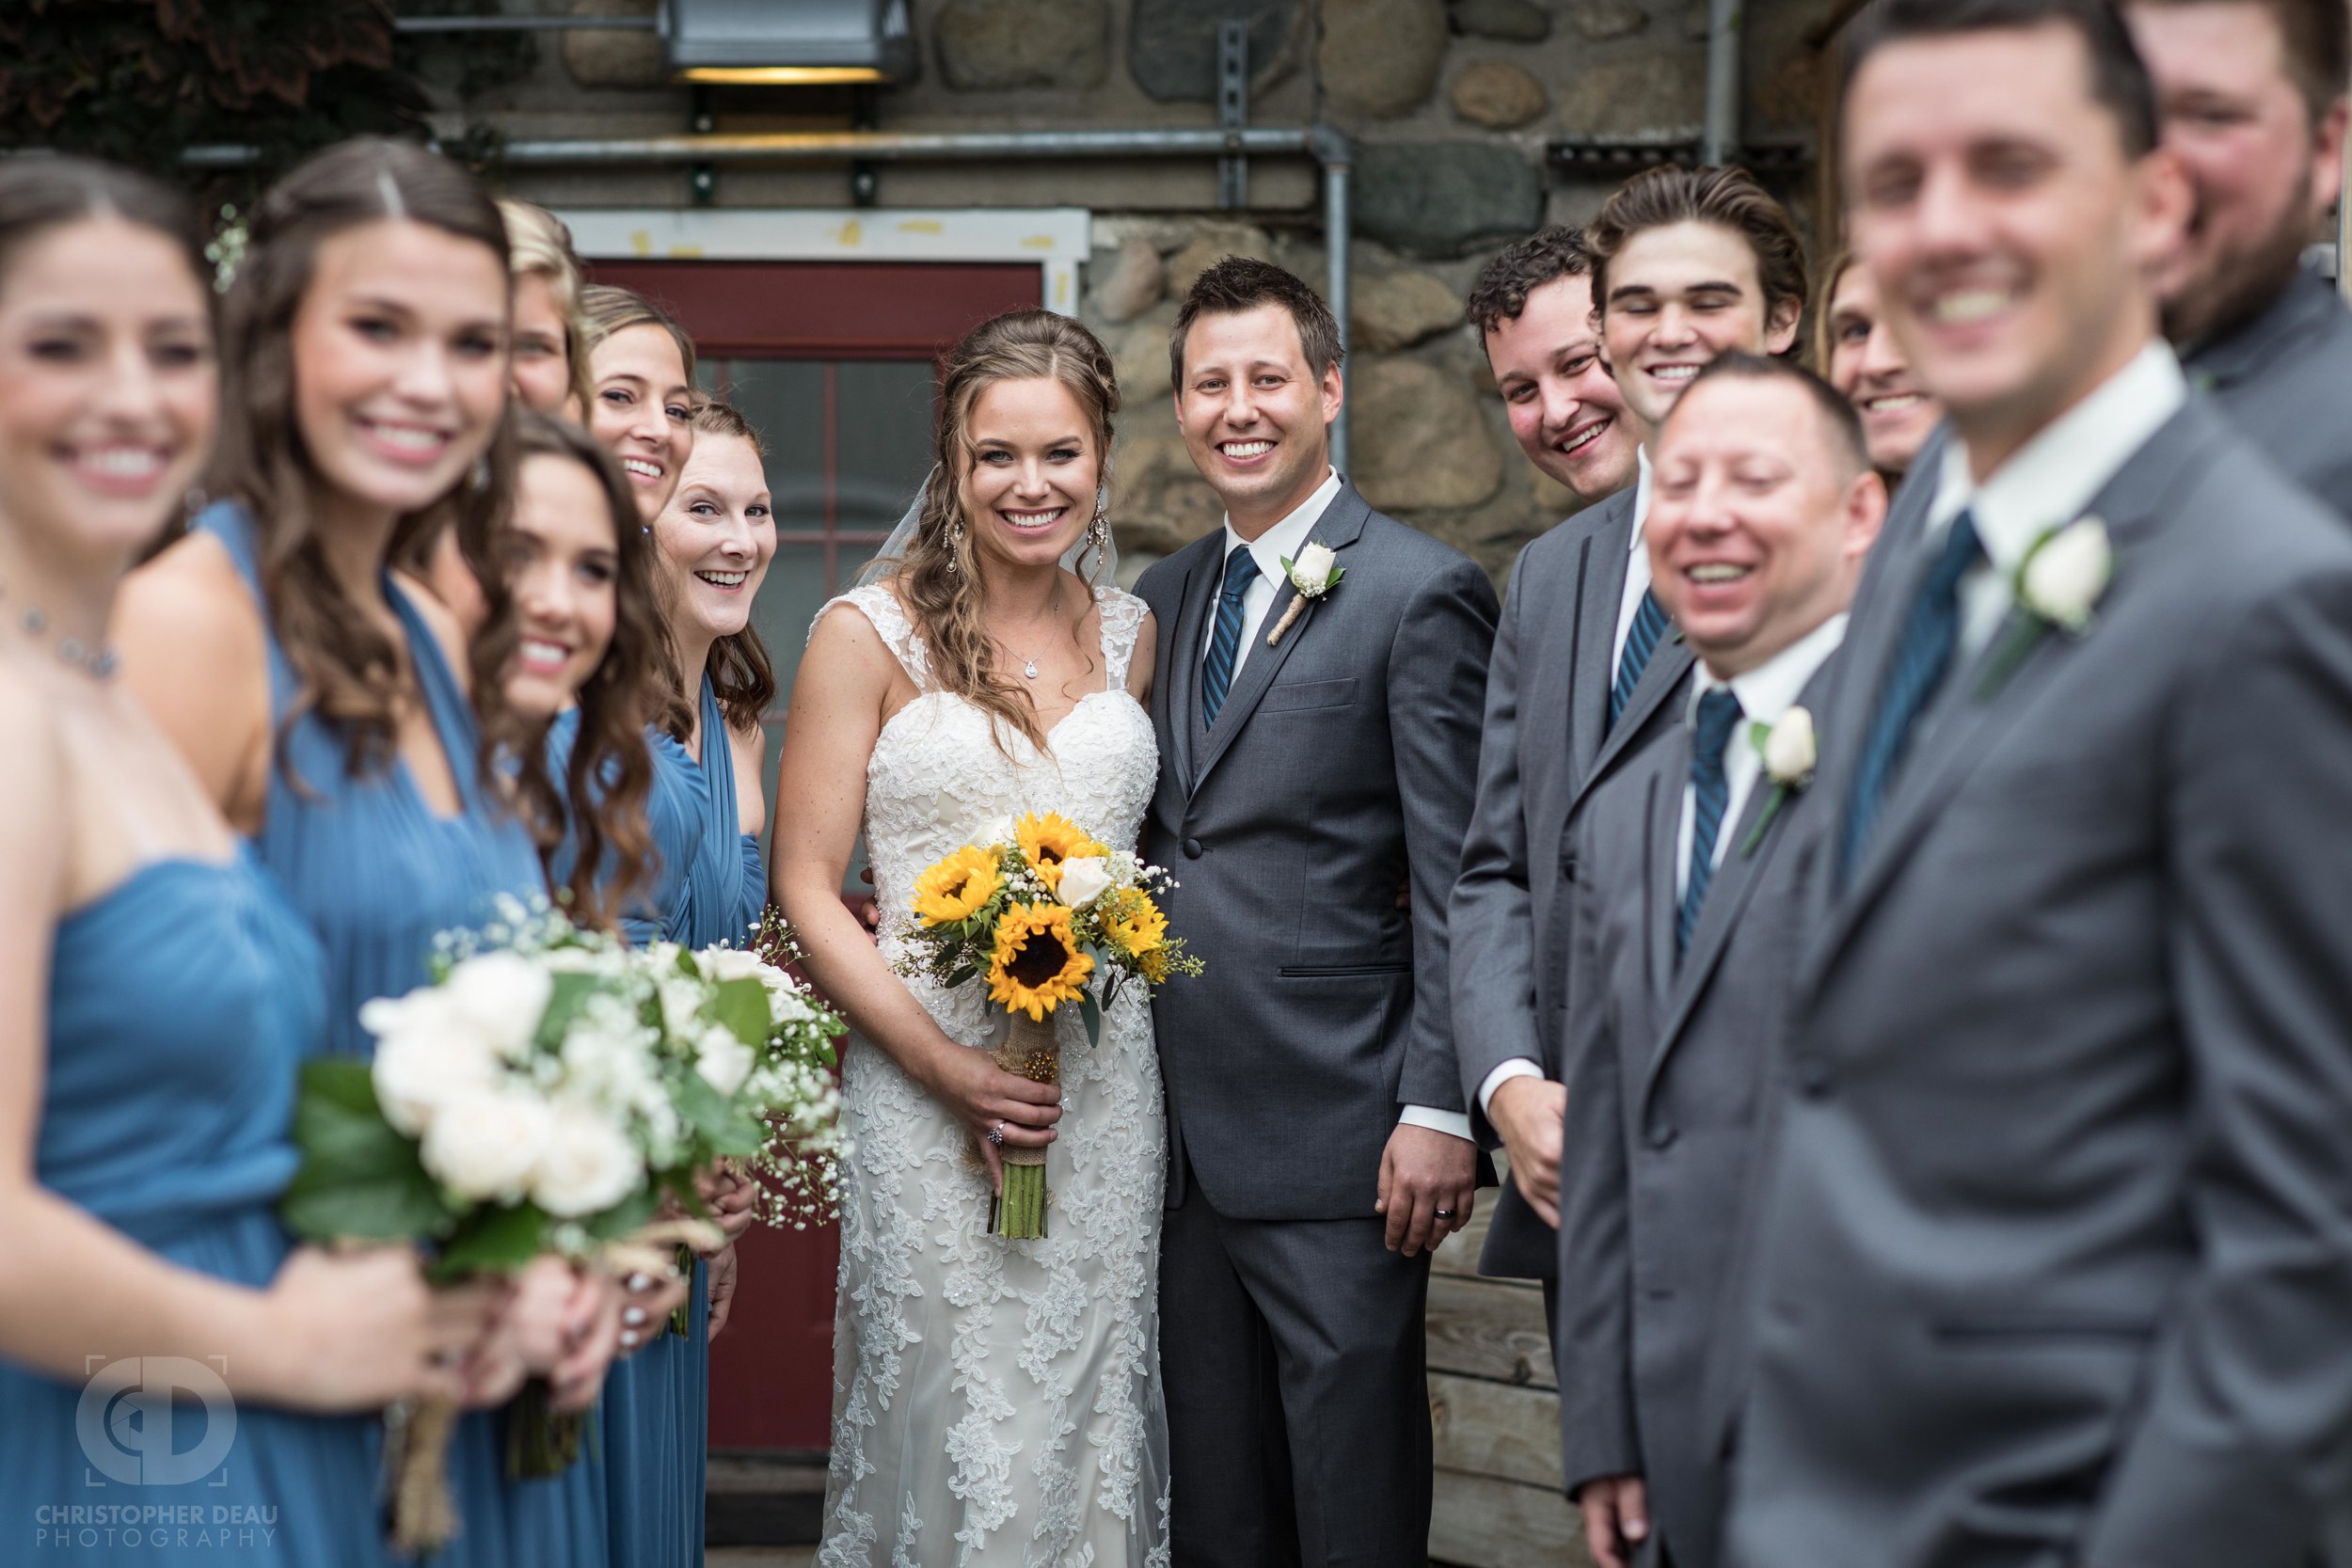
[1137,256,1499,1568]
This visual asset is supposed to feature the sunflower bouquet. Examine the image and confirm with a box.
[897,811,1200,1238]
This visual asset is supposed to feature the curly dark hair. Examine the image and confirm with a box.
[1169,254,1343,389]
[496,411,667,933]
[1586,165,1809,346]
[1466,225,1597,337]
[203,137,522,785]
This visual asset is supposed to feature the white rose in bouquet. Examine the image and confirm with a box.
[529,1100,644,1217]
[695,1025,756,1098]
[1057,855,1114,909]
[973,815,1018,848]
[366,995,503,1137]
[421,1088,554,1203]
[441,951,553,1062]
[700,948,767,984]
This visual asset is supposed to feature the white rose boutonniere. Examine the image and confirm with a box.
[1265,540,1345,647]
[1740,706,1817,855]
[1979,515,2113,697]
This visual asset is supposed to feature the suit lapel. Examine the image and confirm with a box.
[1570,489,1639,773]
[1643,759,1683,1005]
[1164,540,1217,792]
[1799,405,2217,999]
[1190,483,1371,792]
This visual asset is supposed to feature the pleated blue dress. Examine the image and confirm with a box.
[600,672,767,1568]
[545,706,705,948]
[195,501,610,1568]
[0,850,389,1567]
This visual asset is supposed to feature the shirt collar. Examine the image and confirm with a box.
[1690,611,1851,729]
[1929,341,2186,577]
[1630,446,1653,547]
[1224,467,1343,580]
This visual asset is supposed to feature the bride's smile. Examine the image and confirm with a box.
[963,374,1100,570]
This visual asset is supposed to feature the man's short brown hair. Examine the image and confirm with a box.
[2127,0,2350,124]
[1169,255,1343,389]
[1466,226,1597,337]
[1585,165,1810,336]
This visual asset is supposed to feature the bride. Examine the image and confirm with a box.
[773,309,1170,1566]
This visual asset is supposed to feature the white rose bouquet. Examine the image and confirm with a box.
[894,812,1201,1238]
[281,900,846,1553]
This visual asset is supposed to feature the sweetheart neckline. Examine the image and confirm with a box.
[874,686,1147,759]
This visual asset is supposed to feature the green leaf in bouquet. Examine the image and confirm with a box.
[675,947,701,979]
[708,976,772,1046]
[534,972,605,1053]
[281,1059,455,1243]
[944,963,977,990]
[433,1202,550,1280]
[674,1069,767,1157]
[1078,991,1102,1048]
[580,1183,661,1243]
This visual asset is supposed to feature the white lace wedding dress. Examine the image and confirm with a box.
[816,582,1172,1568]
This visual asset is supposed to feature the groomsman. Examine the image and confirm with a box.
[1452,174,1805,1322]
[1724,4,2352,1566]
[1138,257,1497,1568]
[2123,0,2352,513]
[1559,353,1883,1568]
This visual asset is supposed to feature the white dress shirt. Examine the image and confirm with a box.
[1479,450,1658,1120]
[1927,341,2187,659]
[1200,467,1346,671]
[1202,467,1471,1145]
[1677,613,1850,896]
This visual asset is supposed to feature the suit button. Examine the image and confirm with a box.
[1182,837,1203,860]
[1645,1123,1677,1150]
[1792,1056,1835,1100]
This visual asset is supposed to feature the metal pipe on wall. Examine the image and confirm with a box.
[1703,0,1742,166]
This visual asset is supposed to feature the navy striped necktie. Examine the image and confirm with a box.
[1611,587,1670,730]
[1677,688,1744,959]
[1201,544,1262,727]
[1837,510,1986,885]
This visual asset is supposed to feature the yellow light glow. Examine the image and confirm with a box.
[675,66,886,85]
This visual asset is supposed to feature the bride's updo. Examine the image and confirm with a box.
[895,309,1119,752]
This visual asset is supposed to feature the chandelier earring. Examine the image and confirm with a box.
[947,518,965,575]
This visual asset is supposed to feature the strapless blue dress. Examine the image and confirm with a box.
[0,851,389,1566]
[599,673,767,1568]
[196,502,609,1568]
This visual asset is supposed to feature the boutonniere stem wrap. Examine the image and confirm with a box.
[1266,541,1343,647]
[1740,706,1817,855]
[1977,515,2113,699]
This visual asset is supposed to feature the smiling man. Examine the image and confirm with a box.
[1135,256,1498,1568]
[1723,3,2352,1566]
[1450,228,1676,1326]
[1557,354,1882,1568]
[2123,0,2352,515]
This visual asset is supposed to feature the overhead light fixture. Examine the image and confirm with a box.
[664,0,914,85]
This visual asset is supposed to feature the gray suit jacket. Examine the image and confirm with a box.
[1725,400,2352,1568]
[1136,479,1500,1221]
[2187,265,2352,517]
[1448,487,1695,1278]
[1554,656,1836,1568]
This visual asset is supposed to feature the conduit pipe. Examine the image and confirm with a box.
[184,124,1358,463]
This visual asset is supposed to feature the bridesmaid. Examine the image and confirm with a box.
[0,153,496,1566]
[115,139,613,1568]
[407,198,594,638]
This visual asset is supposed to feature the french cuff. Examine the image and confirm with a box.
[1477,1058,1545,1118]
[1400,1105,1474,1142]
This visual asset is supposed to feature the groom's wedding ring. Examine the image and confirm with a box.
[988,1121,1007,1146]
[1433,1208,1456,1220]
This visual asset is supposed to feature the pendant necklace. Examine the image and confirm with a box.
[1005,585,1063,680]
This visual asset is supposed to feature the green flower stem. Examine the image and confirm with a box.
[668,1243,692,1337]
[993,1163,1050,1240]
[1740,784,1789,856]
[1975,613,2051,701]
[506,1378,584,1480]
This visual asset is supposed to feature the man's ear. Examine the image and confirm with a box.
[1843,467,1889,562]
[1321,358,1346,427]
[1764,295,1804,357]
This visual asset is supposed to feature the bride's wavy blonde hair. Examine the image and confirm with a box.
[893,309,1119,752]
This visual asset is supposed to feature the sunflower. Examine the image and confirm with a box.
[913,846,1001,927]
[1016,812,1104,893]
[987,902,1094,1021]
[1101,888,1168,958]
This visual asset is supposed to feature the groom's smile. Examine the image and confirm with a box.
[1172,301,1346,537]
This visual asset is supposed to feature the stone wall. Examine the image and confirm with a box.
[445,0,1838,578]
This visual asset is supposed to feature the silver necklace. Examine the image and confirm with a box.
[1003,586,1063,680]
[0,579,118,680]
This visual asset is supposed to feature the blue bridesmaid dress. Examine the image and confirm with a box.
[544,706,704,947]
[600,672,767,1568]
[195,502,610,1568]
[0,851,389,1567]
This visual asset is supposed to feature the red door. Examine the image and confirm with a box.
[586,258,1046,1449]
